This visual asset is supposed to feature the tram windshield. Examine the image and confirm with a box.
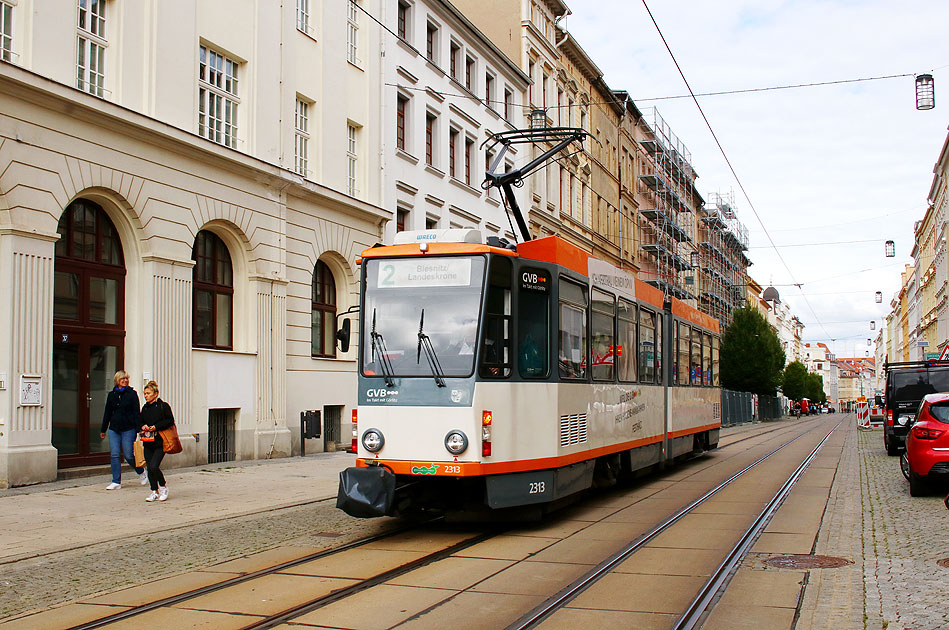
[362,256,486,378]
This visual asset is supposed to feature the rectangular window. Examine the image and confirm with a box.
[591,289,615,382]
[690,328,702,385]
[559,278,587,379]
[347,0,359,64]
[485,72,494,106]
[425,216,437,229]
[528,60,535,104]
[702,333,712,385]
[618,299,637,382]
[448,128,458,177]
[504,87,513,122]
[296,0,310,33]
[712,336,720,386]
[294,98,310,176]
[426,22,437,62]
[396,94,407,151]
[677,322,690,385]
[77,0,107,96]
[198,45,240,148]
[1,1,13,62]
[465,56,474,91]
[450,41,460,80]
[639,308,655,383]
[396,209,407,232]
[347,123,358,195]
[397,0,409,40]
[425,113,436,165]
[480,256,512,378]
[464,137,473,185]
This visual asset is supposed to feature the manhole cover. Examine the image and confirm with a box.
[764,555,853,569]
[937,558,949,569]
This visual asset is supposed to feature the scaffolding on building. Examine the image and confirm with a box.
[698,190,750,325]
[636,107,697,302]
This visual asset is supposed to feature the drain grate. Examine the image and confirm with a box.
[764,554,853,569]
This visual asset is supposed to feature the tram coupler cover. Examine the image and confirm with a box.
[337,466,396,518]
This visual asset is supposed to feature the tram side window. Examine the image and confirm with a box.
[518,267,550,378]
[677,322,690,385]
[703,333,712,386]
[691,328,702,385]
[655,312,662,383]
[711,336,720,386]
[480,257,512,378]
[558,278,587,379]
[639,308,655,383]
[617,299,637,382]
[591,289,615,382]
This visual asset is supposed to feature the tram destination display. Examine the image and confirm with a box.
[376,258,472,288]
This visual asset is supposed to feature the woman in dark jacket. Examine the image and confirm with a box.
[100,370,147,490]
[140,380,175,502]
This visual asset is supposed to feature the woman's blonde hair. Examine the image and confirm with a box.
[144,380,159,395]
[113,370,130,387]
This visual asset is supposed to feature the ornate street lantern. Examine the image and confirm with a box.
[867,338,872,346]
[530,108,548,129]
[870,321,876,330]
[885,240,895,257]
[875,291,883,303]
[916,74,935,111]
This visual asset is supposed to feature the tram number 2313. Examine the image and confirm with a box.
[485,471,555,509]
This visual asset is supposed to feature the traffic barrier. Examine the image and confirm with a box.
[856,401,871,429]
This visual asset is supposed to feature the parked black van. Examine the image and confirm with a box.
[883,361,949,455]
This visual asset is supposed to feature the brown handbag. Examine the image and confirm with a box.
[157,401,183,454]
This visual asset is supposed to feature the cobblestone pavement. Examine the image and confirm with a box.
[858,426,949,630]
[798,418,949,630]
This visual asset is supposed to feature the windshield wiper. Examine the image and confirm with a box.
[369,309,395,387]
[417,309,446,387]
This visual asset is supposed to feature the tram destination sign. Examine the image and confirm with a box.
[377,258,471,288]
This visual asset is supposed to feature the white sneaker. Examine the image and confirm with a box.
[106,482,121,490]
[139,471,149,485]
[158,487,169,502]
[145,491,158,502]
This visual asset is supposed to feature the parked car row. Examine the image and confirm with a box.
[884,361,949,498]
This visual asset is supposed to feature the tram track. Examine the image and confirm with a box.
[507,420,838,629]
[8,418,834,629]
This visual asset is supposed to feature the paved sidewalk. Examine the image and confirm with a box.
[0,452,356,564]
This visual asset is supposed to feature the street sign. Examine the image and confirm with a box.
[940,345,949,361]
[926,353,940,360]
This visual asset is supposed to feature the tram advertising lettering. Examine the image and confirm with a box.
[520,268,549,292]
[377,259,472,288]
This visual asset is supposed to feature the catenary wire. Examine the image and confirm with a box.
[640,0,834,340]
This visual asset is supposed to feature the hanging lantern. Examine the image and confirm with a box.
[867,338,872,346]
[916,74,935,111]
[870,320,876,330]
[875,291,883,303]
[530,108,548,129]
[885,240,895,257]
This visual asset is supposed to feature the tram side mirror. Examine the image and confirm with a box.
[336,318,351,353]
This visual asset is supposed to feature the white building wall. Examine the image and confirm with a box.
[0,1,388,486]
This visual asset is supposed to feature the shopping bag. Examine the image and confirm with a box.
[159,424,183,454]
[133,440,146,468]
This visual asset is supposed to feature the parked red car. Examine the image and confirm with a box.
[900,392,949,496]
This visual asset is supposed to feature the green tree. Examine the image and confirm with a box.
[720,306,786,395]
[782,361,808,401]
[806,372,826,404]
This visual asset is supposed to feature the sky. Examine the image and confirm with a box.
[565,0,949,360]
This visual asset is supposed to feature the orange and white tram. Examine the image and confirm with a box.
[337,229,722,518]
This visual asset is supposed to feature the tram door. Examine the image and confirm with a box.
[52,200,126,467]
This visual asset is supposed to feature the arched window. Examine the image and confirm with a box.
[312,260,337,357]
[192,230,233,350]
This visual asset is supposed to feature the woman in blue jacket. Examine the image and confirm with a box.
[99,370,148,490]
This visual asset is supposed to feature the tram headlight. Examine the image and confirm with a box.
[444,430,468,455]
[361,428,385,453]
